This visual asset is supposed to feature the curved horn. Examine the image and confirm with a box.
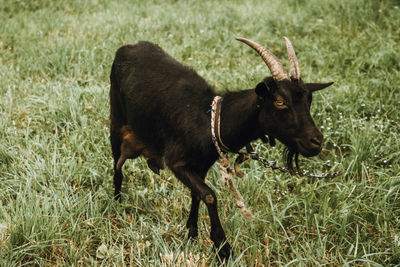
[236,37,289,81]
[283,37,300,80]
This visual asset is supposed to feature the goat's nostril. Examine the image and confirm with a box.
[310,138,321,147]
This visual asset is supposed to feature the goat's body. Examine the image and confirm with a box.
[109,39,333,260]
[110,41,219,173]
[110,41,238,258]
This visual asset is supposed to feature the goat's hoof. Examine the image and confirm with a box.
[187,226,198,240]
[114,193,122,202]
[214,242,231,262]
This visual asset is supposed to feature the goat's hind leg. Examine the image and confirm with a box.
[111,126,124,201]
[113,126,144,201]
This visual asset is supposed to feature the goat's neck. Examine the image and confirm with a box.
[219,89,263,152]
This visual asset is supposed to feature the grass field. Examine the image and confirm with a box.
[1,0,400,265]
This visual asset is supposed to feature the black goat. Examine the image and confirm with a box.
[109,37,333,260]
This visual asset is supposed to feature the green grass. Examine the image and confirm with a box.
[1,0,400,265]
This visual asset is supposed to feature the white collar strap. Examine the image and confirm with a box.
[210,96,230,155]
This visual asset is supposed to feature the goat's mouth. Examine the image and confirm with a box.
[296,140,322,157]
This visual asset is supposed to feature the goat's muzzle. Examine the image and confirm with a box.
[295,130,323,157]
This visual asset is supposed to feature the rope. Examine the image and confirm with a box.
[210,96,253,219]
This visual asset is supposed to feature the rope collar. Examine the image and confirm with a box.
[210,96,230,155]
[210,96,253,219]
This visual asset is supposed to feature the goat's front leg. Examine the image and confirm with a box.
[187,191,200,239]
[170,163,231,261]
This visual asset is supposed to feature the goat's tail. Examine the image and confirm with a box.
[110,62,127,126]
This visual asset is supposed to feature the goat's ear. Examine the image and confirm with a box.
[256,79,275,98]
[306,82,334,92]
[255,82,268,97]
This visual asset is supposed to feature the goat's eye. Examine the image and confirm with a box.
[274,100,287,109]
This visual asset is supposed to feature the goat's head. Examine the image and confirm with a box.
[237,37,333,171]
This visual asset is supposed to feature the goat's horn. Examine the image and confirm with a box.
[283,37,300,80]
[236,37,289,81]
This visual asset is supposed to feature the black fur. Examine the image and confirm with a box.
[109,41,333,260]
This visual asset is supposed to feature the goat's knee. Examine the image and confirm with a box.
[200,190,217,206]
[204,194,215,205]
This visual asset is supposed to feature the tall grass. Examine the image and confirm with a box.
[1,0,399,265]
